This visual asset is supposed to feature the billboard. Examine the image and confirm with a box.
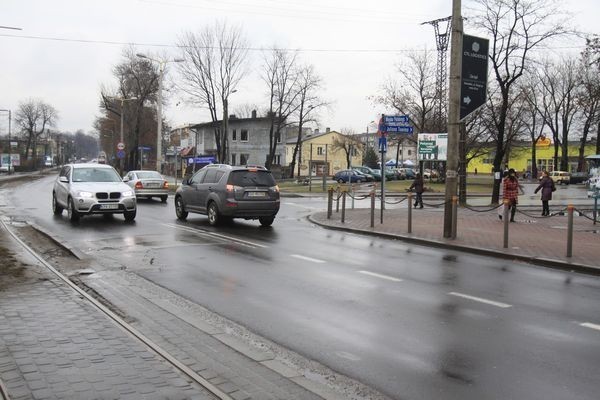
[418,133,447,161]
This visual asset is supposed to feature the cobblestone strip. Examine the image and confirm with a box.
[0,277,217,400]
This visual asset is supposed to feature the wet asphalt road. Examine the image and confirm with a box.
[4,176,600,400]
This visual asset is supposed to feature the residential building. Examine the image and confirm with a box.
[285,129,362,177]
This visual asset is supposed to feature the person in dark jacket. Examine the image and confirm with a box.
[409,173,424,209]
[534,170,555,216]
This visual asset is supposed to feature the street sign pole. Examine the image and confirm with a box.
[444,0,463,239]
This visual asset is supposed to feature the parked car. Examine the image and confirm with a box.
[549,170,571,185]
[353,166,382,181]
[123,170,169,202]
[334,169,366,183]
[52,163,137,222]
[569,171,589,184]
[400,168,416,179]
[174,164,280,227]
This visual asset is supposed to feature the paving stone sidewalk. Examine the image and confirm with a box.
[0,225,216,400]
[309,205,600,273]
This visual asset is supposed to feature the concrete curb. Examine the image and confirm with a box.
[308,215,600,277]
[29,222,86,260]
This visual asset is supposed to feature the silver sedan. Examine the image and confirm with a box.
[123,170,169,202]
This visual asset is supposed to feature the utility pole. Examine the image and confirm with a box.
[443,0,463,238]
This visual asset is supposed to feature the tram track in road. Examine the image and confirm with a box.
[0,218,233,400]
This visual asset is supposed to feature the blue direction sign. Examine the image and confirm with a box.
[385,126,414,134]
[138,146,152,151]
[116,150,125,159]
[384,115,409,125]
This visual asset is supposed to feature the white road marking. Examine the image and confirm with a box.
[290,254,326,263]
[357,270,403,282]
[581,322,600,332]
[162,223,267,248]
[448,292,512,308]
[283,202,320,210]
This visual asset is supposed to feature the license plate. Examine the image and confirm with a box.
[100,204,119,210]
[248,192,266,197]
[146,183,160,188]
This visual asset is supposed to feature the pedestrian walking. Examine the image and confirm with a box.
[501,168,521,222]
[409,173,424,209]
[534,170,556,216]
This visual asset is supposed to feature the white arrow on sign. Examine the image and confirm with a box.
[463,96,472,105]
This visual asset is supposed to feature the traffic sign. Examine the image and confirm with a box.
[384,115,409,124]
[460,34,489,120]
[116,150,125,159]
[117,142,125,150]
[138,146,152,151]
[378,137,387,153]
[384,126,414,134]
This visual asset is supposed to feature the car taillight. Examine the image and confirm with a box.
[163,181,169,188]
[135,181,143,189]
[226,184,235,193]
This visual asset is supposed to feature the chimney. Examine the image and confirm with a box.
[326,127,330,133]
[251,109,257,119]
[314,128,319,135]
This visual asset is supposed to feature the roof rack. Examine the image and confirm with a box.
[244,165,268,170]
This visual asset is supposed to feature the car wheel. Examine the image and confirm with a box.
[161,195,168,203]
[124,209,136,222]
[52,193,63,215]
[207,202,220,226]
[67,197,79,222]
[175,196,188,220]
[259,216,275,227]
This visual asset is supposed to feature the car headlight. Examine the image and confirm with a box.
[77,191,94,198]
[122,190,135,197]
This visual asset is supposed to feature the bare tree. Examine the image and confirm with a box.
[372,48,438,136]
[262,48,301,169]
[177,22,248,163]
[289,64,328,178]
[470,0,570,203]
[534,58,581,171]
[14,99,58,167]
[580,38,600,160]
[521,75,547,179]
[100,46,160,170]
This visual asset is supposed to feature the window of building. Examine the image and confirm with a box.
[240,153,249,165]
[241,129,248,142]
[273,154,281,165]
[231,153,237,165]
[232,129,237,141]
[407,149,412,156]
[317,146,324,156]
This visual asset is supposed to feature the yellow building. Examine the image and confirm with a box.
[468,140,597,174]
[285,129,362,177]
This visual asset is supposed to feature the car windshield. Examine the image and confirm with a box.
[136,171,162,179]
[72,167,121,183]
[229,170,276,187]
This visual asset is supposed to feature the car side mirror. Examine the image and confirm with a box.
[123,176,129,182]
[59,176,69,183]
[182,177,190,185]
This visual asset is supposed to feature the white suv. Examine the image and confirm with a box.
[52,163,137,222]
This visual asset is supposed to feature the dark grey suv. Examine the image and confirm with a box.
[174,164,280,226]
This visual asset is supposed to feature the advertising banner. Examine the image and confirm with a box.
[417,133,447,161]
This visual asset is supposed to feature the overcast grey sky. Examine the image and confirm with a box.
[1,0,597,136]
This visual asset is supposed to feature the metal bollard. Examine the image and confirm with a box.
[503,199,510,249]
[407,193,412,234]
[567,204,574,258]
[594,188,598,225]
[336,187,340,213]
[451,195,458,240]
[370,190,375,228]
[341,190,346,223]
[327,188,333,219]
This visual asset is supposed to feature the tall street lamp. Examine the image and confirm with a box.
[223,89,237,164]
[0,109,12,174]
[136,53,184,173]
